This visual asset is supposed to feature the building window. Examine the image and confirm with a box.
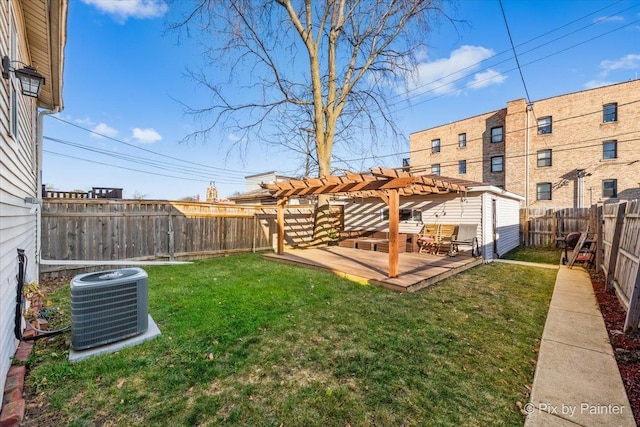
[603,140,617,159]
[537,149,552,167]
[458,160,467,175]
[491,126,503,143]
[603,103,617,123]
[458,133,467,148]
[431,139,441,153]
[537,183,552,200]
[603,179,617,198]
[537,116,552,134]
[402,158,410,167]
[490,156,503,173]
[381,208,421,222]
[431,164,440,175]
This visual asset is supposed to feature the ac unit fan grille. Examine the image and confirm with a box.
[71,269,148,350]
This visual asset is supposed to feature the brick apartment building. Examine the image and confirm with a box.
[409,79,640,208]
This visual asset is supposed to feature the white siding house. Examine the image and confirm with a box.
[0,0,66,391]
[342,186,523,261]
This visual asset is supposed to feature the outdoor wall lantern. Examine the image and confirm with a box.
[2,56,45,98]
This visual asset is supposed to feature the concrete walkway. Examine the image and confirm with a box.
[525,265,636,426]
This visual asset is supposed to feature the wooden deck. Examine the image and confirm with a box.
[263,246,483,292]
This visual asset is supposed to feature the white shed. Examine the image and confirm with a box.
[342,185,523,261]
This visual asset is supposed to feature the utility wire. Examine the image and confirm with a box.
[47,115,254,177]
[44,136,247,184]
[393,0,634,105]
[43,150,242,184]
[340,98,640,162]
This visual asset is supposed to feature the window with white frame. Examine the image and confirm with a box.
[431,164,440,175]
[381,208,421,222]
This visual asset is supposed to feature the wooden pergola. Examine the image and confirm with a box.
[262,168,480,278]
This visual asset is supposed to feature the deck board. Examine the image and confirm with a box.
[263,246,482,292]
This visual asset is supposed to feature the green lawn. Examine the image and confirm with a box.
[26,253,556,426]
[501,246,563,265]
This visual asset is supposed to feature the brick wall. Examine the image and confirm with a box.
[409,79,640,208]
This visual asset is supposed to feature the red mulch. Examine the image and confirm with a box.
[591,272,640,425]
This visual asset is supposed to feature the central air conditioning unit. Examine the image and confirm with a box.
[71,268,148,351]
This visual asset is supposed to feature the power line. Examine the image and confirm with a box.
[340,98,640,162]
[498,0,534,106]
[392,0,631,103]
[44,136,246,184]
[43,150,248,184]
[47,115,255,177]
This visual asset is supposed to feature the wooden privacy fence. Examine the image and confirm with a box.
[520,207,597,247]
[601,200,640,332]
[41,200,342,276]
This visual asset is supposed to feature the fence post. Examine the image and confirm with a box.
[595,205,603,274]
[624,267,640,332]
[524,209,530,247]
[606,202,626,290]
[168,213,175,261]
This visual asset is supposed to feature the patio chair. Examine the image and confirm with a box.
[448,224,480,257]
[417,224,439,253]
[434,224,457,254]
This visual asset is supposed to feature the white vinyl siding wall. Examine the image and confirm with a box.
[343,193,485,253]
[343,187,523,262]
[0,0,39,392]
[495,197,521,257]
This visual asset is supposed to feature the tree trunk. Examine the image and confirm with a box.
[311,144,333,245]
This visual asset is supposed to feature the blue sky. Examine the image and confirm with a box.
[43,0,640,200]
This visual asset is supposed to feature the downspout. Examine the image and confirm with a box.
[525,103,534,207]
[35,107,59,275]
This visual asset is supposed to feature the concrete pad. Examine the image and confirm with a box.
[524,407,582,426]
[69,315,161,363]
[548,290,601,316]
[542,309,613,355]
[529,340,634,427]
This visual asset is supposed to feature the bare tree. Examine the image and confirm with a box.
[170,0,450,242]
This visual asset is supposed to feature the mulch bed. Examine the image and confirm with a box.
[591,272,640,425]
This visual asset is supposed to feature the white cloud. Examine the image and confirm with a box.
[467,69,507,90]
[227,133,243,143]
[599,53,640,76]
[75,117,95,126]
[91,122,119,139]
[81,0,168,22]
[132,127,162,144]
[594,15,625,24]
[584,80,615,89]
[408,45,505,96]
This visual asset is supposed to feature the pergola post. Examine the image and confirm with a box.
[276,197,287,254]
[388,189,399,278]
